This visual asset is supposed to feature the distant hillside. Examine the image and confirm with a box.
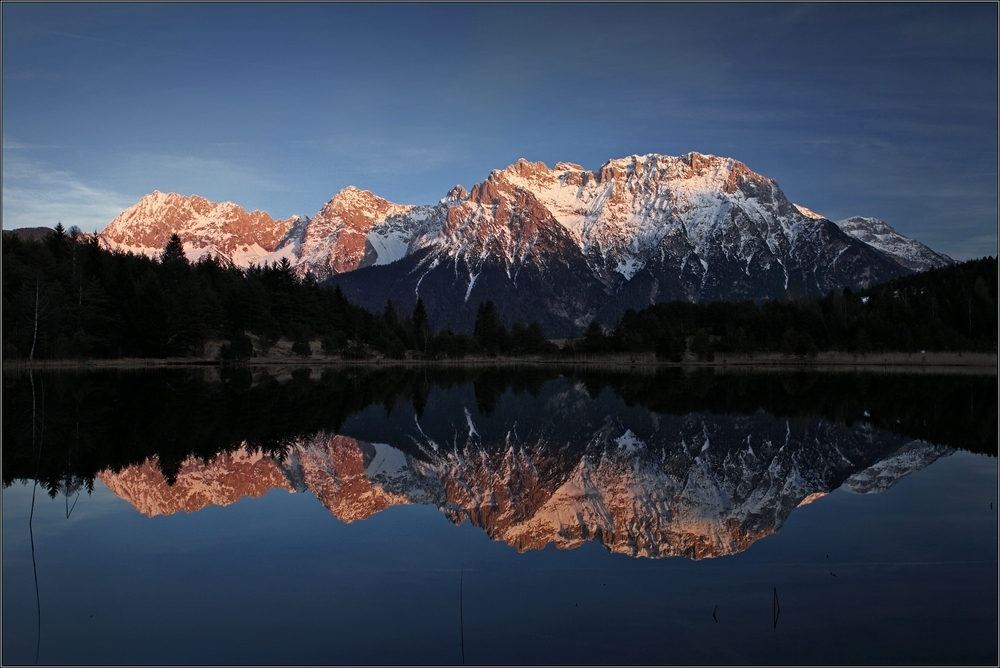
[7,227,54,242]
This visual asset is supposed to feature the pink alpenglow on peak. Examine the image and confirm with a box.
[793,203,827,220]
[101,191,302,267]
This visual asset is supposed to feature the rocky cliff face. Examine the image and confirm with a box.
[98,383,952,559]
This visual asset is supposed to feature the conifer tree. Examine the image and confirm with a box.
[48,222,68,261]
[161,233,188,265]
[412,298,431,353]
[474,301,507,354]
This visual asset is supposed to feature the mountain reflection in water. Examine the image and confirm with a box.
[92,376,953,559]
[4,366,996,667]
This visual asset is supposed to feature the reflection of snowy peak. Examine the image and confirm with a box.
[99,396,952,559]
[836,216,953,272]
[275,433,445,522]
[97,448,293,516]
[842,440,953,494]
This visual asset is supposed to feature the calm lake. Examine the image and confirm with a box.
[2,366,997,665]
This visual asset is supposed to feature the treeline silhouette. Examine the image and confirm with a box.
[577,256,997,358]
[3,368,995,495]
[2,227,554,360]
[3,226,996,360]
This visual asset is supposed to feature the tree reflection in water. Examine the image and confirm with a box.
[5,366,991,561]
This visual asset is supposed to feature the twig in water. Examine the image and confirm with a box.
[29,370,44,665]
[459,563,465,666]
[65,487,81,519]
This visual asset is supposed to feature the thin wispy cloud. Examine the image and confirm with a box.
[949,234,999,260]
[36,28,285,72]
[4,140,73,150]
[3,69,59,82]
[312,136,467,177]
[2,154,135,232]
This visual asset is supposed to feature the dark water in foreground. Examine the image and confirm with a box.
[2,367,997,665]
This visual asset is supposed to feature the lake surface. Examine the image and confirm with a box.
[3,367,997,665]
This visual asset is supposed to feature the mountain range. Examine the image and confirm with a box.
[98,153,953,335]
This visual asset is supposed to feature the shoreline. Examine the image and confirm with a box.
[3,351,996,375]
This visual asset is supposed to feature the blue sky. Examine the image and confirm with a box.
[3,2,997,260]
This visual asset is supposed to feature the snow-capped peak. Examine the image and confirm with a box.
[836,216,953,271]
[101,191,299,266]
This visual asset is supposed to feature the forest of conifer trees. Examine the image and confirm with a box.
[2,226,996,361]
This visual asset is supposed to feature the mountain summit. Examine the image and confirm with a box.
[101,190,305,266]
[835,216,952,271]
[100,153,946,334]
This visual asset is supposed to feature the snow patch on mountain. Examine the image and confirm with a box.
[793,204,827,220]
[615,430,646,456]
[366,443,409,479]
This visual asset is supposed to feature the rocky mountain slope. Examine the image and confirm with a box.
[100,153,948,333]
[7,227,55,242]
